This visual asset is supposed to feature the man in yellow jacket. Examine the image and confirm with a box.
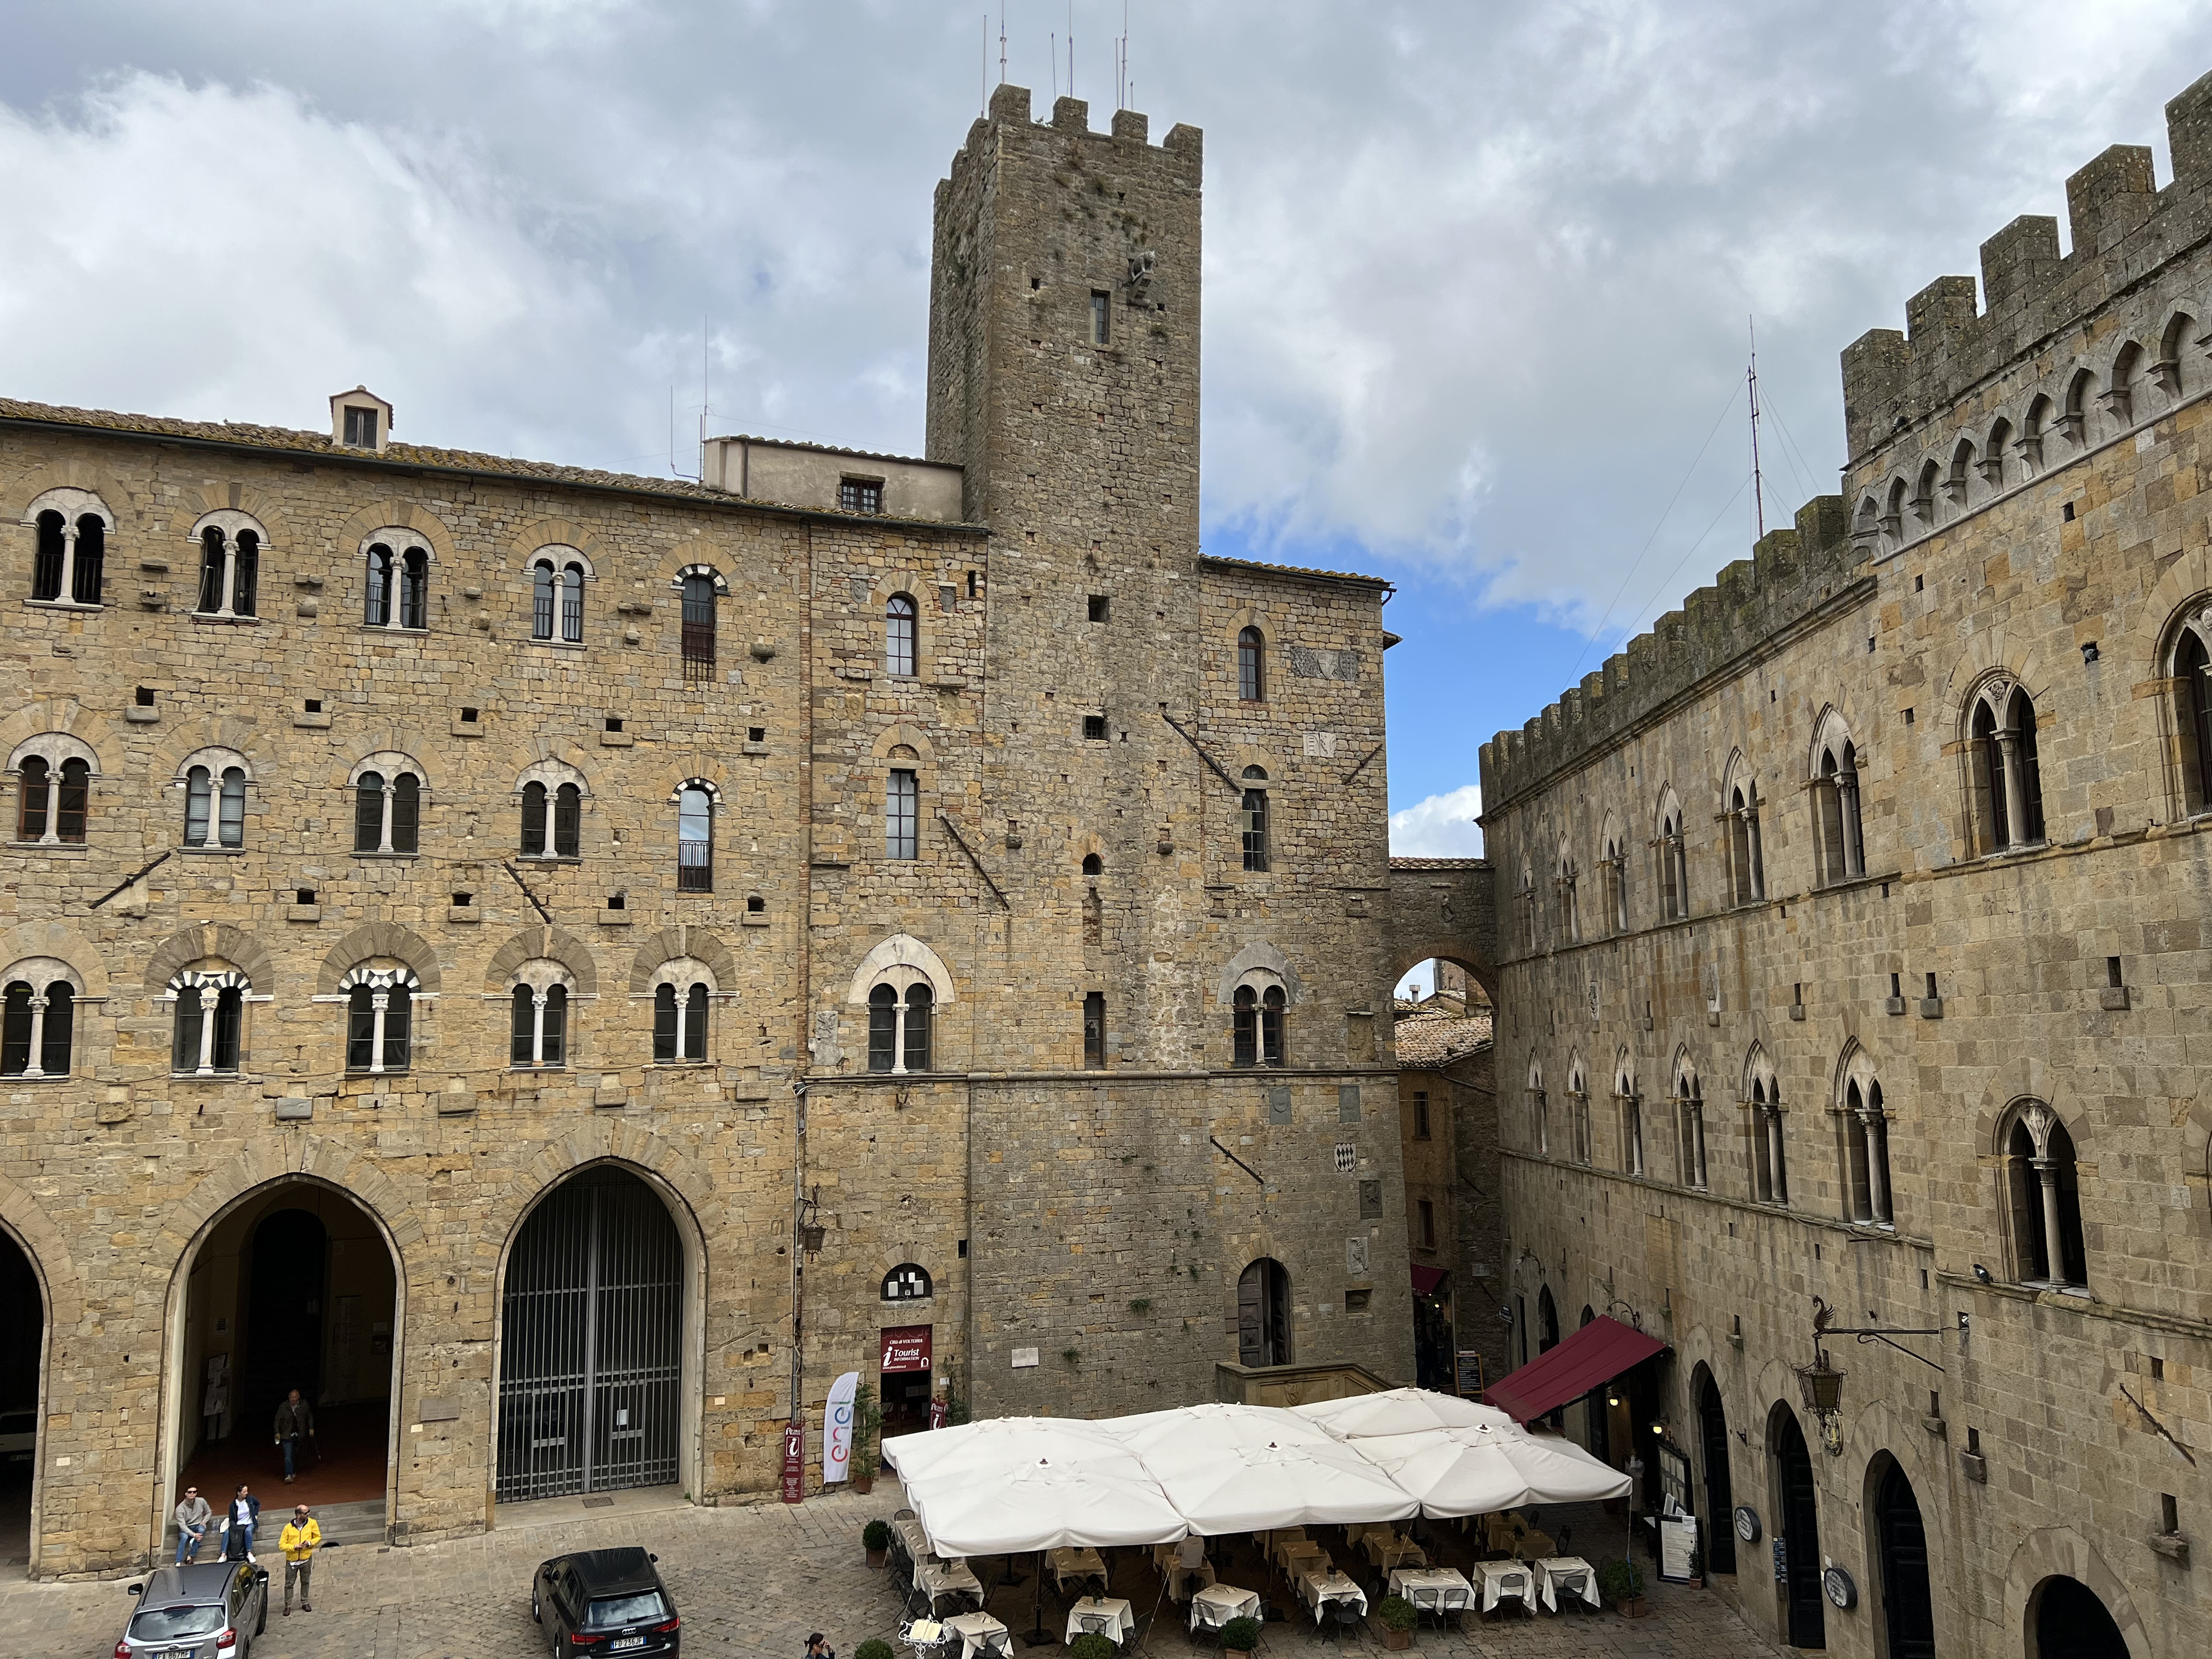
[278,1504,320,1614]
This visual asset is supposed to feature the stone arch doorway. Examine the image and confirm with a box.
[0,1227,43,1572]
[494,1165,690,1504]
[2028,1576,2128,1659]
[172,1181,401,1532]
[1869,1454,1936,1658]
[1694,1367,1735,1575]
[1237,1259,1291,1368]
[1768,1402,1824,1648]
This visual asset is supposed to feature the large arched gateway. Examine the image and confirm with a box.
[495,1166,686,1503]
[0,1228,41,1573]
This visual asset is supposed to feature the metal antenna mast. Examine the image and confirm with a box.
[999,3,1007,83]
[1747,317,1767,542]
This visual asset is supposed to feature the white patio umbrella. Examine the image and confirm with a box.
[883,1416,1188,1554]
[1350,1420,1631,1517]
[1111,1402,1418,1532]
[1292,1386,1514,1440]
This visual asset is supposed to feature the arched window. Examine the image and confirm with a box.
[399,546,429,630]
[30,510,65,601]
[365,544,392,626]
[1615,1057,1643,1176]
[1813,729,1865,885]
[1967,679,2045,853]
[1843,1069,1893,1227]
[1725,765,1765,904]
[194,518,262,618]
[353,763,422,854]
[1526,1061,1548,1155]
[519,781,582,859]
[865,973,935,1074]
[1518,863,1537,949]
[882,1263,932,1301]
[1232,975,1286,1068]
[1240,768,1270,872]
[531,556,586,643]
[341,965,417,1074]
[1674,1056,1707,1189]
[1081,852,1103,876]
[2004,1102,2086,1286]
[170,969,247,1075]
[653,977,712,1063]
[15,757,48,842]
[1553,839,1578,940]
[509,969,572,1068]
[2169,611,2212,815]
[1747,1053,1788,1204]
[183,765,248,848]
[1600,821,1627,932]
[1238,626,1265,701]
[364,538,431,629]
[677,782,714,891]
[681,570,718,677]
[1567,1058,1591,1165]
[886,766,919,860]
[1656,792,1689,920]
[532,561,556,639]
[12,739,96,846]
[1,974,75,1078]
[1237,1258,1291,1367]
[886,593,918,678]
[69,513,104,604]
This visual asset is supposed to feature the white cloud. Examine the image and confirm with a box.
[1389,785,1485,858]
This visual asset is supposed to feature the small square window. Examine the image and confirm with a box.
[839,478,884,515]
[1090,290,1110,346]
[460,707,479,723]
[748,727,766,743]
[1082,714,1108,741]
[304,698,322,714]
[747,894,765,914]
[452,891,472,907]
[1088,594,1109,622]
[135,686,155,707]
[604,716,623,733]
[295,888,316,905]
[607,893,626,911]
[342,406,379,448]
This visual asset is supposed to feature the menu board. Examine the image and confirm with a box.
[1658,1512,1699,1583]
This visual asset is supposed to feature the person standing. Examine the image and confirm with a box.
[223,1484,260,1561]
[273,1389,316,1483]
[278,1504,320,1614]
[172,1485,211,1565]
[804,1635,835,1659]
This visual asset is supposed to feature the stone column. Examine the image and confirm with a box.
[1995,731,2028,848]
[378,785,395,854]
[530,988,549,1066]
[55,523,77,606]
[1863,1108,1889,1223]
[1766,1108,1787,1203]
[1838,769,1864,878]
[2033,1155,2065,1280]
[1692,1105,1708,1188]
[367,989,390,1074]
[20,992,46,1081]
[195,994,218,1076]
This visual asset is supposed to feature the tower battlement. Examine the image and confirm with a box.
[1841,70,2212,460]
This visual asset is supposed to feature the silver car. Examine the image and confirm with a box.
[0,1408,33,1465]
[118,1559,268,1659]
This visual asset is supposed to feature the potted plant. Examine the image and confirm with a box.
[1598,1557,1648,1617]
[1219,1615,1261,1651]
[1684,1536,1704,1590]
[856,1641,894,1659]
[1070,1636,1117,1659]
[851,1381,882,1495]
[1377,1594,1418,1649]
[863,1519,890,1569]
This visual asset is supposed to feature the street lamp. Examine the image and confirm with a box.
[1796,1296,1957,1456]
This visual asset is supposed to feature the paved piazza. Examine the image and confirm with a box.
[0,1490,1785,1658]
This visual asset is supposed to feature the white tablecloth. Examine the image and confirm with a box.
[1362,1532,1428,1572]
[1050,1546,1107,1592]
[916,1558,983,1606]
[1297,1569,1368,1623]
[1534,1556,1600,1612]
[891,1517,933,1561]
[1188,1583,1262,1633]
[1064,1595,1136,1644]
[942,1610,1012,1658]
[1477,1559,1535,1614]
[1389,1567,1475,1615]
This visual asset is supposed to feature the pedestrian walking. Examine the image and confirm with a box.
[172,1485,211,1565]
[273,1388,316,1482]
[223,1483,260,1561]
[278,1504,320,1614]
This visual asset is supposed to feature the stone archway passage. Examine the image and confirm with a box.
[497,1167,682,1503]
[1875,1459,1936,1658]
[0,1232,39,1570]
[2033,1576,2130,1659]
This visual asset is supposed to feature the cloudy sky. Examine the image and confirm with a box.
[7,1,2210,869]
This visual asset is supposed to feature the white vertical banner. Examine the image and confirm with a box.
[823,1369,860,1484]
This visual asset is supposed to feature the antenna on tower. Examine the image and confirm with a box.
[1051,31,1057,99]
[1068,0,1075,100]
[1116,0,1129,109]
[999,3,1007,84]
[1747,316,1767,544]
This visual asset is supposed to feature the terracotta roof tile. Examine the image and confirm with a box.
[1392,1010,1494,1067]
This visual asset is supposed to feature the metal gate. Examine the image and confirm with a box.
[496,1168,682,1503]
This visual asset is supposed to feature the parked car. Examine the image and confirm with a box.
[532,1546,681,1656]
[116,1559,268,1659]
[0,1408,33,1464]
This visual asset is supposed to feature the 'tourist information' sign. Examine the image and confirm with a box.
[881,1324,932,1373]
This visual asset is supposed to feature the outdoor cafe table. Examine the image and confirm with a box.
[915,1556,984,1609]
[1360,1531,1428,1573]
[1296,1568,1368,1623]
[891,1517,933,1563]
[1482,1513,1556,1560]
[1279,1543,1330,1583]
[1063,1595,1136,1646]
[1534,1556,1601,1612]
[1388,1567,1474,1620]
[941,1610,1013,1659]
[1476,1559,1536,1616]
[1048,1546,1107,1592]
[1260,1527,1310,1571]
[1188,1583,1262,1635]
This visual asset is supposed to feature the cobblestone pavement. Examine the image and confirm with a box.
[0,1490,1788,1658]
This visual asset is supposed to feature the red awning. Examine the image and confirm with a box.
[1410,1265,1448,1297]
[1486,1314,1666,1425]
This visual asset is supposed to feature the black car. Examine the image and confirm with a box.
[117,1559,269,1659]
[532,1547,681,1657]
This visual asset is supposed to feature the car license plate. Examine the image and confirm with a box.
[611,1636,646,1651]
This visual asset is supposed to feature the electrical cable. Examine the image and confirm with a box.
[1623,472,1752,637]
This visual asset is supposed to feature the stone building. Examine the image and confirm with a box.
[1481,70,2212,1659]
[1389,1003,1498,1396]
[0,87,1432,1577]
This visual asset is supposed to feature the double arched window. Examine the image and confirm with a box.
[1,966,76,1078]
[342,964,418,1074]
[1614,1055,1643,1176]
[509,963,575,1069]
[12,736,95,846]
[1553,839,1578,941]
[531,551,586,643]
[1517,863,1537,950]
[867,972,934,1073]
[1812,722,1865,885]
[520,778,582,859]
[1723,759,1764,904]
[184,765,247,848]
[651,959,716,1063]
[1966,678,2044,852]
[1746,1047,1787,1204]
[1599,818,1627,933]
[2002,1102,2086,1287]
[1841,1057,1893,1227]
[194,515,261,619]
[363,536,429,629]
[886,593,918,678]
[1566,1057,1591,1165]
[1655,790,1688,920]
[1232,970,1287,1068]
[1525,1060,1548,1155]
[1673,1054,1706,1190]
[1238,627,1265,701]
[352,758,424,854]
[170,968,248,1076]
[29,494,107,606]
[676,780,716,891]
[1240,768,1270,872]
